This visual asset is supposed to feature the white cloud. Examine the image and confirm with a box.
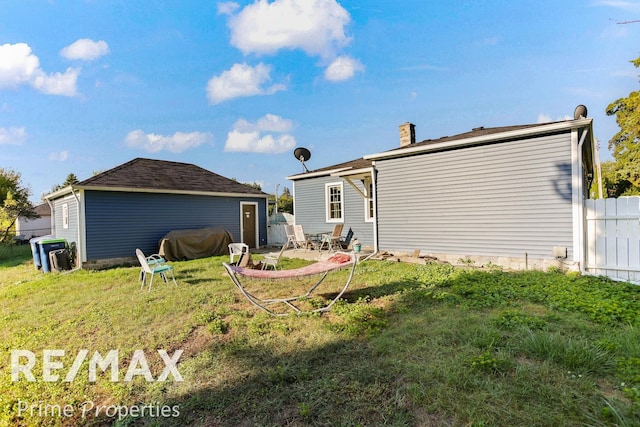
[224,114,296,153]
[206,63,285,104]
[0,43,40,89]
[324,55,364,81]
[31,68,80,97]
[60,39,110,61]
[227,0,352,58]
[537,113,572,123]
[125,130,212,153]
[537,114,553,123]
[592,0,640,12]
[0,42,79,96]
[224,130,296,153]
[217,1,240,15]
[48,150,69,161]
[235,113,294,133]
[0,126,27,145]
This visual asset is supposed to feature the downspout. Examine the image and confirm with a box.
[45,198,55,236]
[576,128,589,276]
[70,187,83,269]
[371,164,379,254]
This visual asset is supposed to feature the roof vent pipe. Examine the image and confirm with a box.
[399,122,416,147]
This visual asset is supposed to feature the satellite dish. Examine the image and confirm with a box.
[293,147,311,172]
[574,105,588,120]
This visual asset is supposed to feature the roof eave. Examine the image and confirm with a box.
[330,167,375,179]
[364,119,594,161]
[287,167,353,181]
[43,185,75,200]
[49,185,268,199]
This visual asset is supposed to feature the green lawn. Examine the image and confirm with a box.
[0,245,639,426]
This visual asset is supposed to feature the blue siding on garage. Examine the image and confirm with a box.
[84,191,267,260]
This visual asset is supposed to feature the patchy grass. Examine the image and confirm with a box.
[0,249,639,426]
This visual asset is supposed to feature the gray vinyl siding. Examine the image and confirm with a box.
[83,191,267,260]
[51,194,79,246]
[293,176,374,246]
[375,133,575,259]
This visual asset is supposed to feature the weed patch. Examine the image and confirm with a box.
[328,297,388,336]
[492,309,548,330]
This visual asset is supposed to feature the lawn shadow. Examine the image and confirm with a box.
[128,336,414,426]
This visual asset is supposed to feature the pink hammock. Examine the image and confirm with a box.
[223,252,357,316]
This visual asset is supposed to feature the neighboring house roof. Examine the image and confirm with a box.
[47,158,267,198]
[33,202,51,216]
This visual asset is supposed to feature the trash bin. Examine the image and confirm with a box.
[49,249,71,272]
[29,235,54,270]
[38,239,67,273]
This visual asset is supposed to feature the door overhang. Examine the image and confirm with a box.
[331,167,375,199]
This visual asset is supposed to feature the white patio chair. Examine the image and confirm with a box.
[261,243,288,270]
[136,248,177,292]
[284,224,299,249]
[228,243,249,264]
[293,224,313,250]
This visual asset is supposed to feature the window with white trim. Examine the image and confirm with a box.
[62,203,69,229]
[325,182,344,222]
[365,182,375,222]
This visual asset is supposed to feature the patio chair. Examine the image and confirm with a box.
[137,252,166,282]
[228,243,249,264]
[136,248,177,292]
[261,242,288,270]
[339,227,354,249]
[293,224,314,250]
[284,224,299,249]
[319,223,344,252]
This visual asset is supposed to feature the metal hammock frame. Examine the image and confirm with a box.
[222,252,357,316]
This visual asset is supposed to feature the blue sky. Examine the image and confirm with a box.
[1,0,639,202]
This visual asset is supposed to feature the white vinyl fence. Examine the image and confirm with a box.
[267,213,294,247]
[585,196,640,284]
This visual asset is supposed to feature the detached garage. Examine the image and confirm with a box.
[44,158,269,269]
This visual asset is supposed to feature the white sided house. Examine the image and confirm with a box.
[288,113,596,271]
[15,203,52,241]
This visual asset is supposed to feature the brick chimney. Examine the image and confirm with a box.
[399,122,415,147]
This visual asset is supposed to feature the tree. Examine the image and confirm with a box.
[0,168,37,242]
[277,187,293,214]
[604,55,640,196]
[243,181,262,191]
[49,173,80,194]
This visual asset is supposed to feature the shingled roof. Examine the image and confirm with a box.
[76,158,266,196]
[288,123,549,180]
[388,123,547,152]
